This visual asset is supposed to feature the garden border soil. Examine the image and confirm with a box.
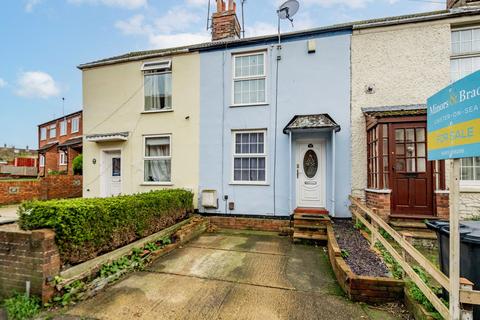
[326,223,405,303]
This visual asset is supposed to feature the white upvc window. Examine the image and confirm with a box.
[232,52,266,106]
[143,60,172,112]
[59,151,67,165]
[39,154,45,167]
[232,130,267,183]
[40,127,47,141]
[144,135,171,183]
[71,117,80,133]
[49,125,56,138]
[451,28,480,185]
[60,120,67,136]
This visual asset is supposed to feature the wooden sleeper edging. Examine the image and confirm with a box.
[326,222,405,304]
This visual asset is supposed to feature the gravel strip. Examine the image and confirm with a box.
[332,219,389,277]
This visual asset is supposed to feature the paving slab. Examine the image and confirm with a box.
[65,230,402,320]
[0,205,19,224]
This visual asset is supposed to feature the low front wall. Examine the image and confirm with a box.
[365,190,391,221]
[208,216,290,232]
[0,225,60,303]
[0,175,82,205]
[435,192,449,220]
[326,224,404,303]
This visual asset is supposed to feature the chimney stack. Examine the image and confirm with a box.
[211,0,241,41]
[447,0,480,8]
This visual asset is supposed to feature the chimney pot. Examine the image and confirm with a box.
[217,0,225,12]
[211,0,241,41]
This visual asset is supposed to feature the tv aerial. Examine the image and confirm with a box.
[277,0,299,44]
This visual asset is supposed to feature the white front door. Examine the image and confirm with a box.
[102,150,122,197]
[296,140,325,208]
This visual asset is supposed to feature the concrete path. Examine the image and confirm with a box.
[0,205,19,224]
[65,230,402,320]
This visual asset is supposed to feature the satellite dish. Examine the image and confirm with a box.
[277,0,299,23]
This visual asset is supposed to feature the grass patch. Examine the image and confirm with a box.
[3,293,40,320]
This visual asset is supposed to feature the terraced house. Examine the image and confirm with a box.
[351,4,480,221]
[79,47,200,202]
[79,0,480,226]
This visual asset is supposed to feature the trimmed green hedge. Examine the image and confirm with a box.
[18,189,193,265]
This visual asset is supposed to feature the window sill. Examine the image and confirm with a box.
[460,184,480,193]
[230,103,268,108]
[141,109,174,114]
[141,182,173,186]
[365,188,392,194]
[229,182,269,186]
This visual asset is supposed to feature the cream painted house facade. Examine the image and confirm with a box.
[79,52,200,205]
[351,9,480,219]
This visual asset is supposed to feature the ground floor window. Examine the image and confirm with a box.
[39,154,45,167]
[59,151,67,165]
[232,130,266,183]
[144,135,171,183]
[367,124,389,189]
[461,157,480,185]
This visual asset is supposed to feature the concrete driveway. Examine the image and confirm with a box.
[66,230,401,320]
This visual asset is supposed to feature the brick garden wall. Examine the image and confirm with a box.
[435,192,450,220]
[0,224,60,303]
[0,175,82,205]
[365,190,391,221]
[208,216,290,232]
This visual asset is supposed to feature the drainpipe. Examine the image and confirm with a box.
[288,131,292,214]
[331,130,336,217]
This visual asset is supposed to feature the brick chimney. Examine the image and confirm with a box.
[211,0,241,41]
[448,0,480,8]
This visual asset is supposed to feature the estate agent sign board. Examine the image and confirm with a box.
[427,70,480,161]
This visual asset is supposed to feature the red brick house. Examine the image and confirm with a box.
[38,111,83,176]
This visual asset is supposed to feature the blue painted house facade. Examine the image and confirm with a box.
[198,26,352,218]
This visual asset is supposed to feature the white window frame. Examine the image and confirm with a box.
[71,117,80,133]
[451,27,480,189]
[231,51,267,107]
[40,127,47,141]
[39,154,45,167]
[231,129,268,185]
[142,60,173,113]
[59,151,67,165]
[60,120,67,136]
[49,124,56,138]
[142,134,172,185]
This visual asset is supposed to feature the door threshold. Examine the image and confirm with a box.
[294,207,329,215]
[390,214,440,220]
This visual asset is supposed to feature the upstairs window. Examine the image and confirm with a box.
[143,60,172,112]
[49,125,56,139]
[233,52,266,105]
[40,127,47,141]
[144,135,171,183]
[71,117,80,133]
[232,130,267,183]
[451,28,480,184]
[60,120,67,136]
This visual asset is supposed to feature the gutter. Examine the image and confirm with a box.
[354,7,480,30]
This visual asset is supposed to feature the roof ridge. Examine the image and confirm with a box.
[78,7,480,70]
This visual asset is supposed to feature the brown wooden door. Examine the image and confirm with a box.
[390,123,434,216]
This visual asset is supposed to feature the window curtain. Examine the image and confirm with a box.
[145,73,172,111]
[145,137,171,182]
